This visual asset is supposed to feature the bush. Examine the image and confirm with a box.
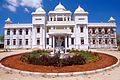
[20,50,100,67]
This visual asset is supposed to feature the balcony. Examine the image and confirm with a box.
[48,29,72,35]
[88,23,116,27]
[46,21,75,26]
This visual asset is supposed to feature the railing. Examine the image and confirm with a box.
[88,23,116,27]
[48,29,71,34]
[47,21,75,26]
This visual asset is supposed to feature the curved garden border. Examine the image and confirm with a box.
[0,52,120,77]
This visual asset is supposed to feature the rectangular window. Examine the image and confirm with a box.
[37,28,40,33]
[37,38,40,45]
[57,18,63,21]
[26,39,28,45]
[79,18,84,20]
[36,18,42,20]
[105,39,108,44]
[98,28,102,34]
[70,27,74,32]
[13,39,16,45]
[92,28,95,34]
[26,29,28,35]
[105,29,108,34]
[47,38,49,45]
[80,27,84,33]
[13,29,16,35]
[93,39,95,44]
[99,38,102,44]
[111,39,114,44]
[19,39,22,45]
[71,38,74,45]
[7,29,10,35]
[81,37,84,45]
[19,29,22,35]
[7,39,10,45]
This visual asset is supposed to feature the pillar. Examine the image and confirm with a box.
[49,36,52,48]
[53,36,55,54]
[65,35,67,54]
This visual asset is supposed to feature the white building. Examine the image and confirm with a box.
[4,3,117,51]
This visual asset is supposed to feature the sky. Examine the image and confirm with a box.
[0,0,120,35]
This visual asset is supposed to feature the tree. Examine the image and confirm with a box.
[0,35,4,42]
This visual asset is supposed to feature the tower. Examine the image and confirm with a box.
[31,7,46,49]
[74,5,89,49]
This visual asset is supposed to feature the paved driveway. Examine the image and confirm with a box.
[0,49,120,80]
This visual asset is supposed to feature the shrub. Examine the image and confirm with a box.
[20,50,101,67]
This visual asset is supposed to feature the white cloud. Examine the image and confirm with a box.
[20,0,42,8]
[24,8,29,13]
[4,0,42,12]
[6,5,16,12]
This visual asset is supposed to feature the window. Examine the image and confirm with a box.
[105,39,108,44]
[47,38,49,45]
[70,27,74,32]
[7,29,10,35]
[26,39,28,45]
[37,28,40,33]
[57,18,63,21]
[7,39,10,45]
[50,17,52,21]
[19,29,22,35]
[105,29,108,34]
[36,18,42,20]
[71,38,74,45]
[98,28,102,34]
[92,28,95,34]
[19,39,22,45]
[110,29,114,34]
[13,29,16,35]
[99,38,102,44]
[81,37,84,45]
[111,39,114,44]
[80,27,84,33]
[26,29,28,35]
[78,18,84,20]
[13,39,16,45]
[93,39,95,44]
[37,38,40,45]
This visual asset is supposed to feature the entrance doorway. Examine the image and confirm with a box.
[55,36,65,48]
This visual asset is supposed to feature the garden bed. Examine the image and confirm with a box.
[0,52,118,73]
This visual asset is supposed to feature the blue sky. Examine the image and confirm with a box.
[0,0,120,35]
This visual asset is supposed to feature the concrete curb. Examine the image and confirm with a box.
[0,52,119,77]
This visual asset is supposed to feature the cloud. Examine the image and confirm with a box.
[4,0,42,12]
[5,5,16,12]
[24,8,29,13]
[20,0,42,8]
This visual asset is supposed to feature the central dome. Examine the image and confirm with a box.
[54,2,66,11]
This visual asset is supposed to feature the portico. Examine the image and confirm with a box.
[48,32,71,54]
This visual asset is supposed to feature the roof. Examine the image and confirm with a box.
[54,2,66,11]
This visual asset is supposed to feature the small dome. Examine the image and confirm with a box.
[54,2,66,11]
[6,18,11,22]
[5,18,12,24]
[35,7,45,13]
[75,5,85,13]
[108,17,115,22]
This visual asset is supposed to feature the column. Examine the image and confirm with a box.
[63,15,64,21]
[69,35,71,49]
[53,36,55,54]
[65,36,67,54]
[49,36,52,48]
[56,15,57,21]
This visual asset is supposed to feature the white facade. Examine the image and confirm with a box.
[4,3,117,50]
